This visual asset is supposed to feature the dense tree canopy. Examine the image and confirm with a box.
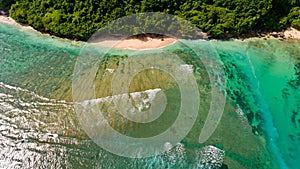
[0,0,15,11]
[4,0,300,40]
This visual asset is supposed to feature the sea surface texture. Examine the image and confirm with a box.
[0,22,300,169]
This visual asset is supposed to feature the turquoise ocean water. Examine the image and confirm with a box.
[0,22,299,168]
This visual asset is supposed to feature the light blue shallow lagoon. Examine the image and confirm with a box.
[0,22,299,169]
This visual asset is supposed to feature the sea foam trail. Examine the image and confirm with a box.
[0,82,68,104]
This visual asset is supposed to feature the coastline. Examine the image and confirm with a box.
[238,28,300,41]
[284,27,300,39]
[1,15,299,51]
[0,15,34,30]
[0,15,83,46]
[0,15,178,50]
[92,37,178,50]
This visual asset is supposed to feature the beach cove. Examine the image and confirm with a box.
[1,16,300,169]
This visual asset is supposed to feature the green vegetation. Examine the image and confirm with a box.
[0,0,15,11]
[4,0,300,40]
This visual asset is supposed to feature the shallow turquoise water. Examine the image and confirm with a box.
[214,40,300,169]
[0,22,300,168]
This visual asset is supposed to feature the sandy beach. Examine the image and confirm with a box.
[284,27,300,39]
[0,15,34,30]
[94,37,178,50]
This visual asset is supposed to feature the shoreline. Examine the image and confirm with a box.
[92,37,178,50]
[1,15,299,50]
[0,15,81,44]
[0,15,34,31]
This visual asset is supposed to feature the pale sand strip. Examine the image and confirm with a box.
[284,27,300,39]
[94,37,178,50]
[0,15,34,30]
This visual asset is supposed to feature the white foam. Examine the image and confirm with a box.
[0,82,67,103]
[177,64,194,73]
[81,88,161,105]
